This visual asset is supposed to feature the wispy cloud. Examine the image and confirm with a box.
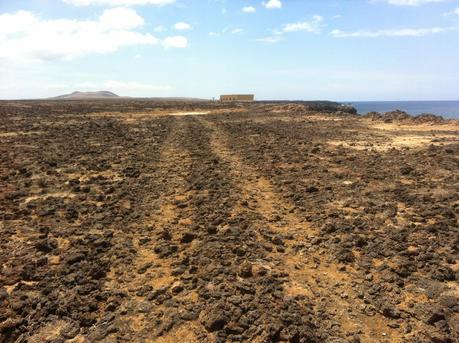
[0,8,186,61]
[63,0,175,6]
[330,26,455,37]
[257,36,284,43]
[231,28,244,34]
[161,35,188,48]
[283,16,323,33]
[208,25,244,38]
[153,25,166,32]
[257,15,323,44]
[242,6,256,13]
[443,6,459,16]
[174,22,192,30]
[375,0,446,6]
[263,0,282,9]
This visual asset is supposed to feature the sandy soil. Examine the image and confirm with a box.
[0,100,458,342]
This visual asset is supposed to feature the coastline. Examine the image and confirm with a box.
[346,100,459,120]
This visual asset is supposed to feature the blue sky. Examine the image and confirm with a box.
[0,0,458,100]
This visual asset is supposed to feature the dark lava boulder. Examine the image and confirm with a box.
[413,113,445,124]
[381,110,411,122]
[202,308,229,332]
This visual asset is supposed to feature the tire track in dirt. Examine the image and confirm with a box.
[104,117,202,342]
[159,116,320,342]
[198,116,402,342]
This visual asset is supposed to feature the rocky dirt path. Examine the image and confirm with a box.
[70,115,318,342]
[103,117,201,342]
[198,116,402,342]
[159,116,319,342]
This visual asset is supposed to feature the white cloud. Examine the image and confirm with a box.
[153,25,166,32]
[242,6,256,13]
[174,22,192,30]
[63,0,175,6]
[257,15,323,44]
[443,6,459,16]
[330,26,454,37]
[377,0,445,6]
[208,26,244,38]
[283,15,323,33]
[99,6,144,28]
[0,8,186,61]
[0,10,37,38]
[257,36,284,43]
[162,35,188,48]
[263,0,282,9]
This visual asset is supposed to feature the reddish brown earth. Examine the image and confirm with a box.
[0,100,458,343]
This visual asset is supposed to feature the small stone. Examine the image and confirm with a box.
[105,302,117,312]
[137,262,153,274]
[138,301,152,313]
[66,253,85,265]
[180,232,196,243]
[271,236,284,246]
[207,226,218,234]
[171,282,184,294]
[381,306,401,319]
[305,186,319,193]
[60,321,80,339]
[238,263,253,278]
[0,288,8,301]
[171,265,187,276]
[106,324,118,334]
[203,311,228,332]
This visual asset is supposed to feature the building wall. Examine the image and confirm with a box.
[220,94,254,102]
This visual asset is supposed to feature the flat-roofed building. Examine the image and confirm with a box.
[220,94,254,102]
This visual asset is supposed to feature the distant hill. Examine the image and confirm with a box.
[50,91,209,101]
[52,91,120,100]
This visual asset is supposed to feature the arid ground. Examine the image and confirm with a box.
[0,100,458,343]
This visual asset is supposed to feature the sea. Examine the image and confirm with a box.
[345,101,459,120]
